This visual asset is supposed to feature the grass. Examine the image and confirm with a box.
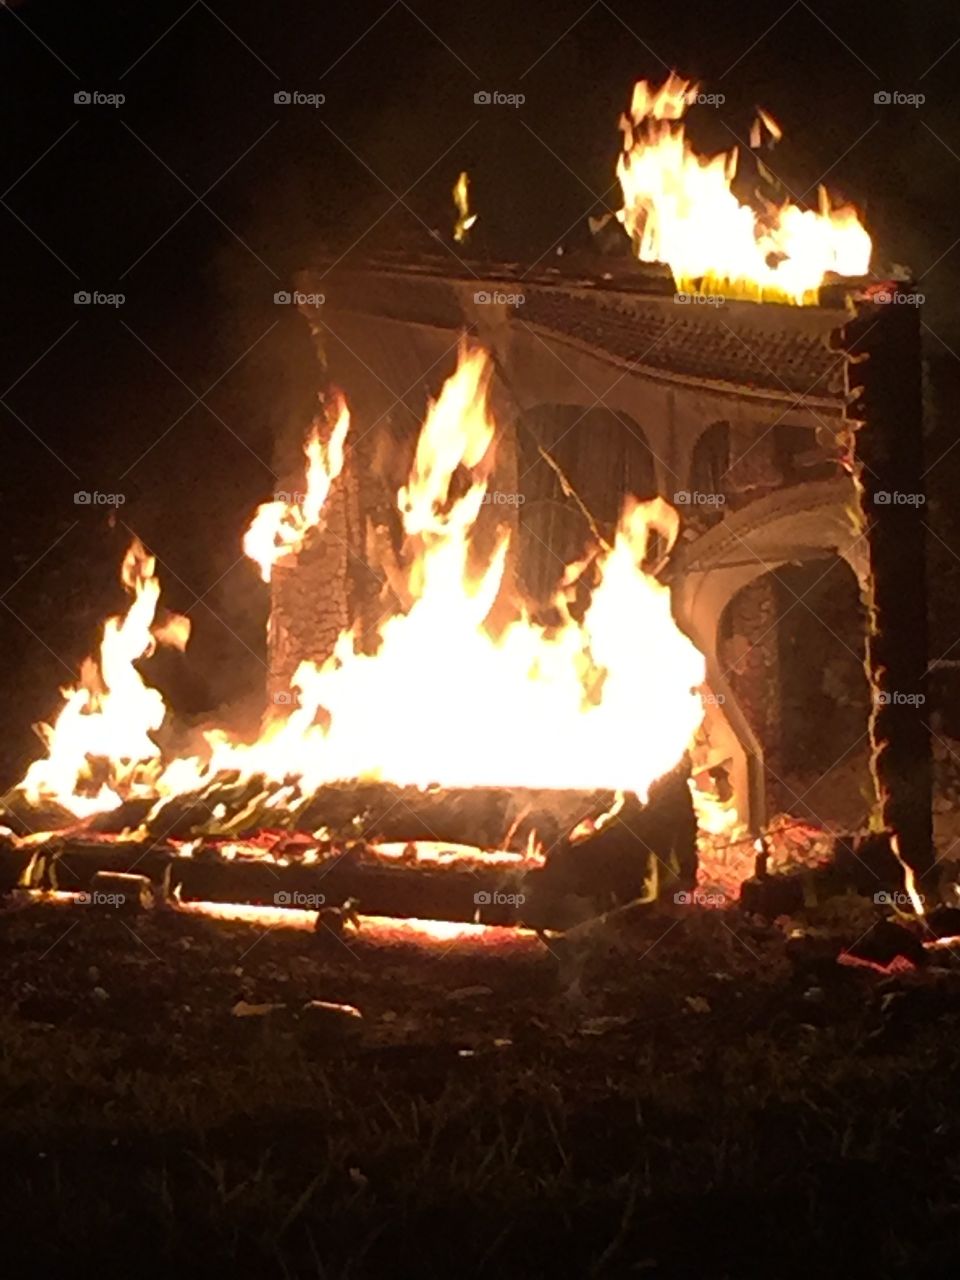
[2,896,960,1277]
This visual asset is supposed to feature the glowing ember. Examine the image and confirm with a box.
[15,344,716,832]
[615,73,872,303]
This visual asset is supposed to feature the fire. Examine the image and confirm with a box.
[15,345,712,826]
[615,73,872,303]
[242,395,349,582]
[452,170,477,244]
[19,541,181,817]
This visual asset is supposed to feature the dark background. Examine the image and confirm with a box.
[1,0,958,788]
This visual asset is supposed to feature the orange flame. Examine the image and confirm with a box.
[20,540,171,816]
[615,74,872,303]
[17,346,721,829]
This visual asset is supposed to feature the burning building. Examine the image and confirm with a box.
[0,76,934,933]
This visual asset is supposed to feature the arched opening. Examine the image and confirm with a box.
[516,404,656,605]
[687,421,729,525]
[718,554,870,829]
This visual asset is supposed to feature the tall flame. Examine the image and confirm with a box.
[615,73,872,303]
[17,347,713,822]
[19,540,179,816]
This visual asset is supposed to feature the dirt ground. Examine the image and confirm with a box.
[3,892,960,1279]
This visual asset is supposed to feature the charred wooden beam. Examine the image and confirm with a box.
[123,778,620,848]
[843,291,932,884]
[43,838,531,925]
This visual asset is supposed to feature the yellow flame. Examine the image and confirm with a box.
[18,346,720,828]
[615,73,871,303]
[452,170,477,244]
[242,395,350,583]
[19,540,166,816]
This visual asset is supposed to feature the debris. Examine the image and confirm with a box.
[299,1000,363,1042]
[844,920,927,970]
[86,871,156,913]
[685,995,711,1014]
[314,899,361,941]
[445,985,493,1002]
[231,999,285,1018]
[579,1015,631,1036]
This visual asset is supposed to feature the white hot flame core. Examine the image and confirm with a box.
[241,395,350,583]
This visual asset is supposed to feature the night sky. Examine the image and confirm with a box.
[1,0,958,784]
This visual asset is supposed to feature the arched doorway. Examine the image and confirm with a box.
[516,404,656,605]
